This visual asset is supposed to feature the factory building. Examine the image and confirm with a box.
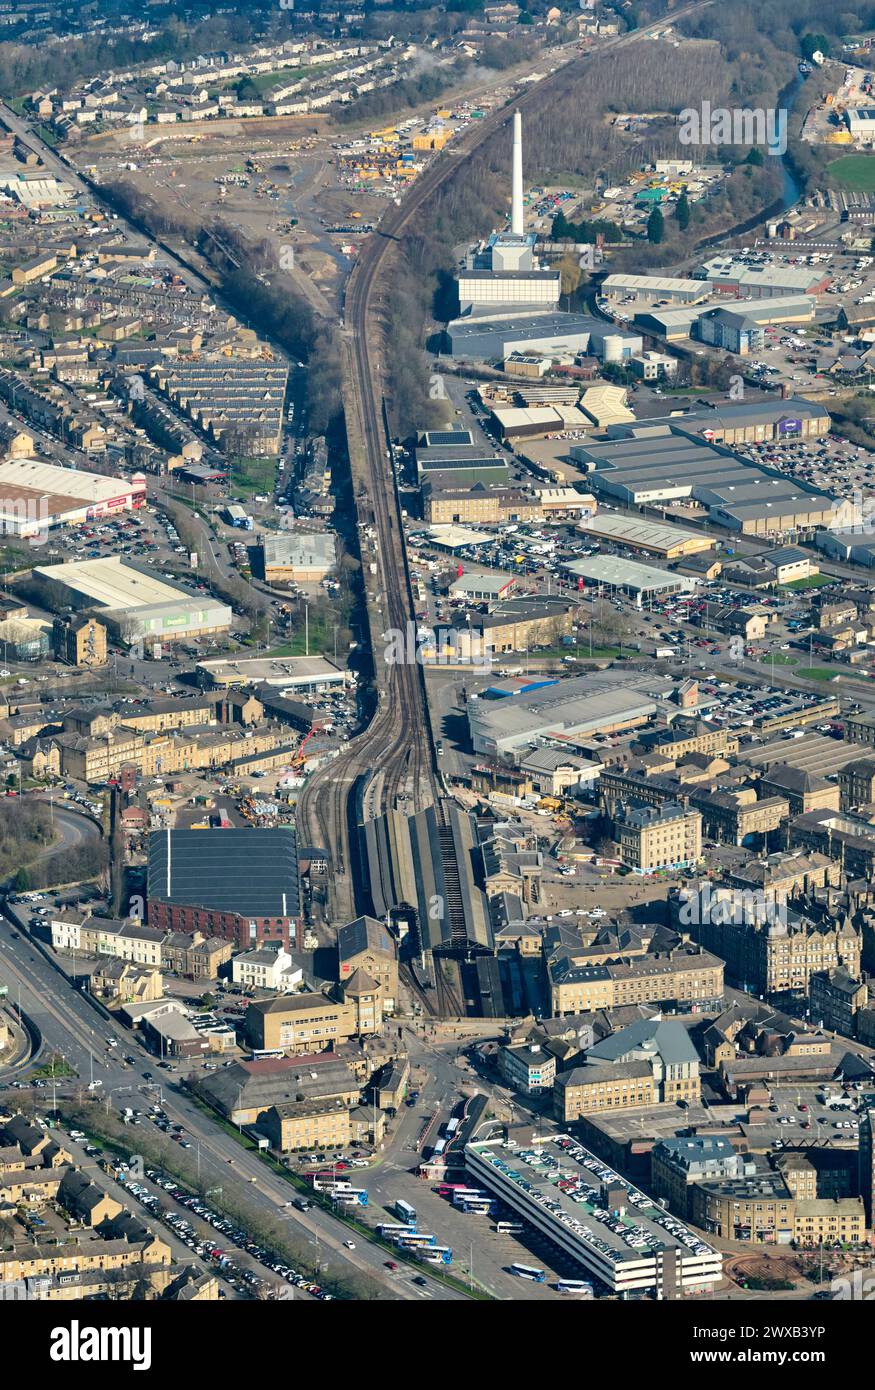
[456,113,560,316]
[415,440,509,487]
[696,257,830,298]
[635,295,815,343]
[447,311,598,361]
[32,556,232,644]
[564,553,698,599]
[195,655,347,694]
[600,273,710,305]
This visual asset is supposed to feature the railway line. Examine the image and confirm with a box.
[296,0,713,922]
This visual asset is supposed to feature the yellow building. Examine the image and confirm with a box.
[246,992,359,1054]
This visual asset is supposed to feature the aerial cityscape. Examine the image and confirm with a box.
[2,0,875,1353]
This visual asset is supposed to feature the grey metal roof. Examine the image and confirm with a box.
[587,1016,699,1067]
[147,827,299,917]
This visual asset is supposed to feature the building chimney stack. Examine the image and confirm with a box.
[512,110,524,237]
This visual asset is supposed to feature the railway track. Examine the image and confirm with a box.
[296,0,713,921]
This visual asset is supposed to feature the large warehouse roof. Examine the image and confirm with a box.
[148,827,300,917]
[0,458,141,505]
[564,554,697,593]
[577,514,715,556]
[34,556,195,610]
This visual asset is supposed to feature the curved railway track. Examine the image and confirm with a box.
[296,0,713,922]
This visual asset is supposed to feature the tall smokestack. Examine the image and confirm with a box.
[511,110,524,236]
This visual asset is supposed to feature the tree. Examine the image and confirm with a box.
[13,867,31,891]
[646,206,664,244]
[745,147,764,166]
[675,191,690,232]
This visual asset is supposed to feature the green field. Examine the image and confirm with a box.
[230,456,277,498]
[782,573,833,591]
[828,153,875,192]
[796,667,838,682]
[768,652,798,665]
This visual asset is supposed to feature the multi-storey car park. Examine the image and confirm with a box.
[465,1134,722,1297]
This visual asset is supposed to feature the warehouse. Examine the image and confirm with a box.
[147,827,301,951]
[447,311,598,361]
[488,404,589,442]
[260,532,337,584]
[425,523,497,551]
[564,554,698,599]
[466,1136,721,1295]
[845,108,875,143]
[816,528,875,567]
[448,571,516,601]
[576,514,715,559]
[600,273,709,305]
[0,458,146,537]
[635,295,815,344]
[696,257,830,298]
[467,673,660,756]
[196,655,347,693]
[570,417,851,536]
[32,556,231,643]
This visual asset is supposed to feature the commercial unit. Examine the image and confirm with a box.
[600,273,709,304]
[467,674,659,758]
[564,554,697,599]
[576,514,715,559]
[415,442,508,488]
[696,257,830,298]
[245,992,359,1054]
[0,458,145,537]
[195,655,347,694]
[260,532,337,584]
[33,557,231,644]
[465,1136,722,1296]
[615,801,702,874]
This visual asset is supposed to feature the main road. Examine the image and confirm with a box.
[0,913,466,1300]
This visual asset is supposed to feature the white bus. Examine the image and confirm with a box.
[511,1263,546,1283]
[494,1221,524,1235]
[555,1279,594,1297]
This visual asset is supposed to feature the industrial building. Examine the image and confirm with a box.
[600,273,709,305]
[564,553,698,598]
[465,1136,722,1296]
[260,532,337,584]
[32,556,232,643]
[0,458,146,537]
[816,528,875,568]
[635,295,815,344]
[455,113,560,316]
[576,514,715,559]
[570,414,851,537]
[361,800,493,958]
[488,403,590,441]
[147,827,301,951]
[467,672,660,757]
[845,108,875,143]
[195,655,347,693]
[696,257,830,298]
[446,311,598,361]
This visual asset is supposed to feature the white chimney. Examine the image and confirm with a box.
[511,110,524,237]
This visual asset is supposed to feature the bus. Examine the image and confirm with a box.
[376,1223,417,1239]
[555,1279,594,1297]
[511,1264,546,1283]
[394,1232,437,1247]
[330,1188,368,1207]
[459,1198,496,1214]
[436,1182,470,1196]
[451,1188,489,1206]
[311,1174,352,1192]
[495,1222,525,1236]
[418,1246,453,1265]
[250,1048,285,1060]
[394,1199,417,1224]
